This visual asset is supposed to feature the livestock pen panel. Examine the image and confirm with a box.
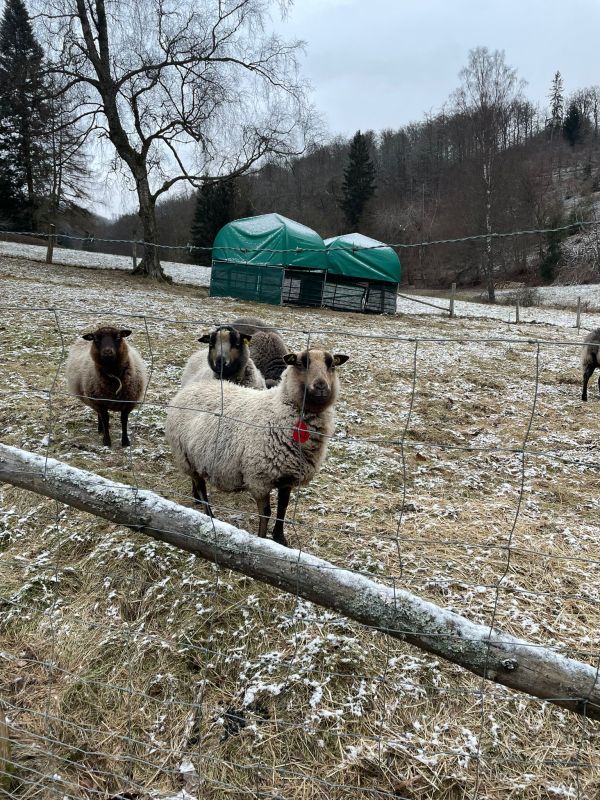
[209,262,284,304]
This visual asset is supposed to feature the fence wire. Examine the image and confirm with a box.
[0,249,599,800]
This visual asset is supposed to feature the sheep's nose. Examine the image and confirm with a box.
[102,348,115,359]
[312,379,329,396]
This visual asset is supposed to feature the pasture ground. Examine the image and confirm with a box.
[0,255,599,799]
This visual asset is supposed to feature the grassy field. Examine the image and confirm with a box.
[0,255,599,799]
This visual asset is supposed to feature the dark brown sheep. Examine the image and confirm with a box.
[65,326,148,447]
[231,317,288,387]
[581,328,600,401]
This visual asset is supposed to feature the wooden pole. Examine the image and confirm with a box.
[576,296,581,330]
[132,240,137,271]
[0,704,10,791]
[516,298,520,324]
[1,443,599,720]
[449,282,456,318]
[45,224,55,264]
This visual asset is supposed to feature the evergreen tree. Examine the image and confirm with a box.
[339,130,376,230]
[563,101,584,146]
[0,0,50,229]
[548,70,564,130]
[191,179,236,265]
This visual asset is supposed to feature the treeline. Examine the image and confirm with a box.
[99,55,600,291]
[5,2,600,293]
[0,0,89,233]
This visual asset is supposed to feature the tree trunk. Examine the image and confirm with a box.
[132,172,170,282]
[1,443,600,721]
[484,157,495,303]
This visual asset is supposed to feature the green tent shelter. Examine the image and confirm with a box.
[323,233,401,314]
[210,215,400,314]
[210,213,328,305]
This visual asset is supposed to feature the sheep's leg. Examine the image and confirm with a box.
[272,486,292,547]
[582,363,595,401]
[191,472,212,517]
[120,409,131,447]
[98,407,111,447]
[256,494,271,538]
[97,413,103,433]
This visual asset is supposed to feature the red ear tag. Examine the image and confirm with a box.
[292,419,310,444]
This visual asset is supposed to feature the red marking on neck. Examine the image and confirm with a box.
[292,419,310,444]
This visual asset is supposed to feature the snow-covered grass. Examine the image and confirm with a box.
[4,235,600,326]
[0,253,599,799]
[503,282,600,313]
[0,238,211,286]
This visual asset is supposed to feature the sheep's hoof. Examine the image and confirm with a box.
[272,532,288,547]
[121,436,131,447]
[102,438,112,448]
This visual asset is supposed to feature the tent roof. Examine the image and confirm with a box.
[213,213,328,269]
[323,233,401,284]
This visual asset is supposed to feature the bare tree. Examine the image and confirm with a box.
[452,47,525,302]
[36,0,313,280]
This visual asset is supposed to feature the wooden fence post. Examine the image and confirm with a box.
[516,298,520,324]
[45,224,55,264]
[449,282,456,318]
[132,240,137,270]
[576,296,581,330]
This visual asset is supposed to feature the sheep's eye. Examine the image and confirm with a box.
[115,336,121,343]
[325,355,334,369]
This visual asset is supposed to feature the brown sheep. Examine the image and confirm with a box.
[231,316,288,387]
[581,328,600,401]
[65,326,148,447]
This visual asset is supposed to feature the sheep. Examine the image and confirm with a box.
[165,348,349,546]
[180,325,266,389]
[581,327,600,401]
[65,325,148,447]
[231,316,288,387]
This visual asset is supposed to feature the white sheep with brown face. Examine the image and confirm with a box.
[65,326,148,447]
[181,325,266,389]
[166,348,349,546]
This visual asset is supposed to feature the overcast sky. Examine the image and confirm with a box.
[278,0,600,136]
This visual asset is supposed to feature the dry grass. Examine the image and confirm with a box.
[0,255,599,799]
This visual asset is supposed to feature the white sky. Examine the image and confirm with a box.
[278,0,600,136]
[98,0,600,217]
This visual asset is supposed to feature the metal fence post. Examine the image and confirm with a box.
[449,282,456,318]
[45,224,55,264]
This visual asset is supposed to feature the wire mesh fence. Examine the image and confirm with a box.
[2,221,600,324]
[0,243,599,799]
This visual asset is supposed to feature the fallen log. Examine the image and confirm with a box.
[1,442,598,719]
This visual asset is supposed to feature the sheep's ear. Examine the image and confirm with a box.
[198,334,211,344]
[333,354,349,366]
[120,329,132,338]
[82,333,94,341]
[241,334,252,345]
[282,353,298,366]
